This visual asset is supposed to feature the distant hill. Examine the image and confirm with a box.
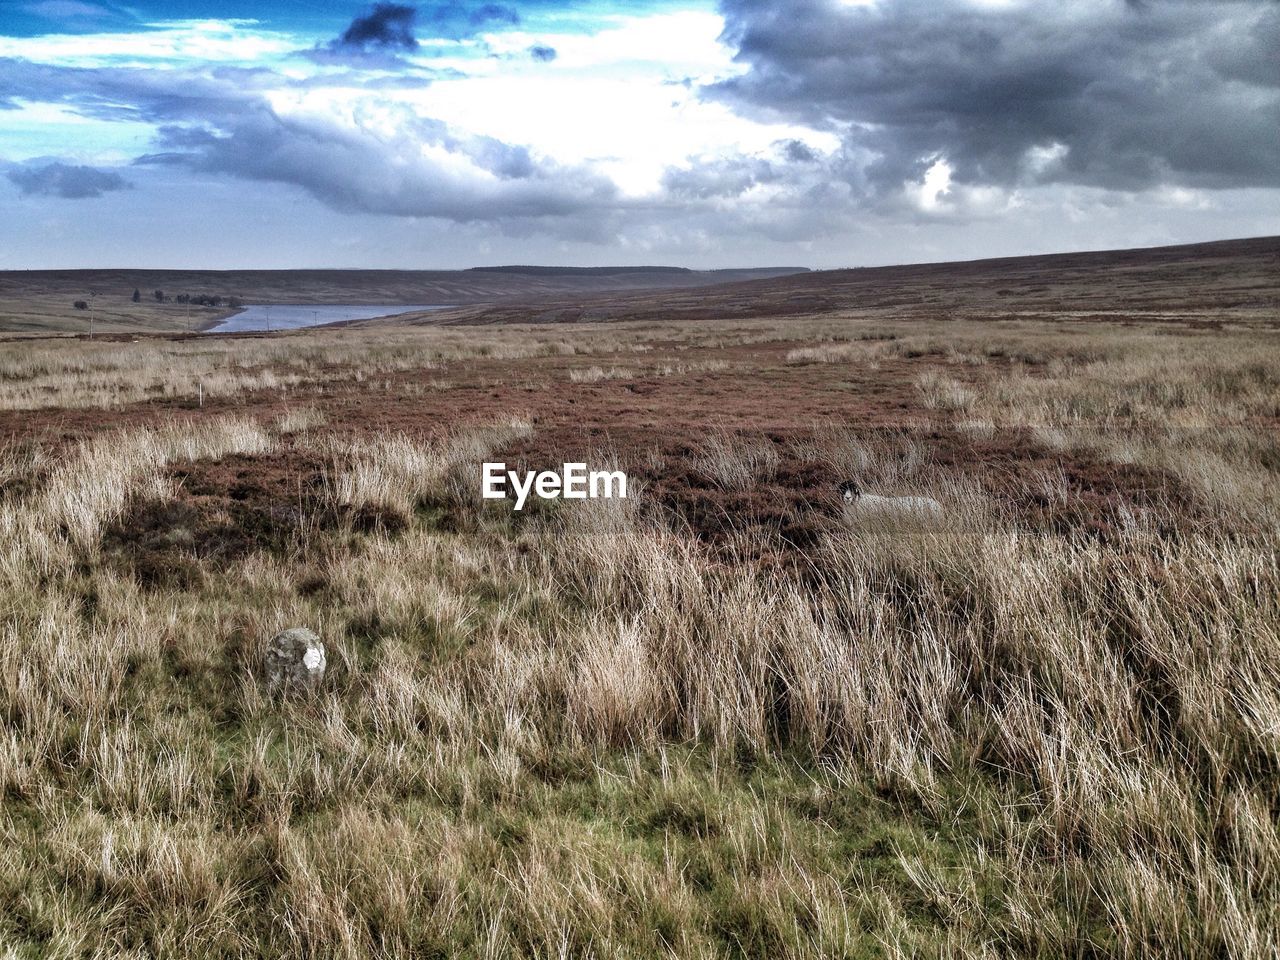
[469,265,693,276]
[0,265,810,334]
[5,237,1277,334]
[466,265,808,278]
[391,236,1280,327]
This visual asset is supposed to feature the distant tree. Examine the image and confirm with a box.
[132,288,141,303]
[73,300,88,310]
[228,296,243,309]
[176,293,190,304]
[153,289,164,302]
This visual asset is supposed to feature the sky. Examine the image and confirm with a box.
[0,0,1277,269]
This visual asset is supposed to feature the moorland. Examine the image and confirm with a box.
[0,264,807,335]
[0,236,1278,957]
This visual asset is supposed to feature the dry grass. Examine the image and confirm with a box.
[915,370,978,412]
[966,330,1280,529]
[274,406,327,434]
[330,417,532,517]
[785,341,868,364]
[692,428,780,491]
[0,326,661,411]
[0,315,1278,957]
[569,365,637,383]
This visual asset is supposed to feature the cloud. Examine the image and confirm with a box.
[0,55,618,227]
[318,2,523,62]
[7,3,1275,261]
[528,45,557,62]
[663,153,781,200]
[780,139,817,164]
[331,3,420,53]
[661,138,831,203]
[710,0,1280,197]
[6,160,130,198]
[135,108,618,224]
[418,2,521,41]
[24,1,113,19]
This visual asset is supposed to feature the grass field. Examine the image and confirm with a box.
[1,245,1278,957]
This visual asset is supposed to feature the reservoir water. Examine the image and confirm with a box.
[208,304,449,333]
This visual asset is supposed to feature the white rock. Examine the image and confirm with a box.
[265,627,326,694]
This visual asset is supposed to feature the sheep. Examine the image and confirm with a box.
[838,480,943,520]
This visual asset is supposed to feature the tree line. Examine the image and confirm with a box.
[141,289,243,307]
[76,290,244,309]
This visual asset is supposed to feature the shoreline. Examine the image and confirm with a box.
[200,303,453,335]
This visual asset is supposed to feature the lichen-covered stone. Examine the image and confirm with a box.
[264,627,326,694]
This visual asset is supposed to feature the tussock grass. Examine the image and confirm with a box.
[329,417,532,518]
[692,429,780,491]
[0,417,272,582]
[955,417,996,440]
[915,370,977,412]
[275,406,327,434]
[569,365,636,382]
[785,342,867,364]
[652,359,730,376]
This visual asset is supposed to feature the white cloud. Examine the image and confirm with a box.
[916,157,952,211]
[400,12,834,196]
[0,101,154,162]
[0,18,295,66]
[1024,141,1069,178]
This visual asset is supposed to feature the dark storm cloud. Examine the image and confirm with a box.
[6,160,130,198]
[318,2,522,61]
[710,0,1280,195]
[332,3,419,52]
[528,44,557,62]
